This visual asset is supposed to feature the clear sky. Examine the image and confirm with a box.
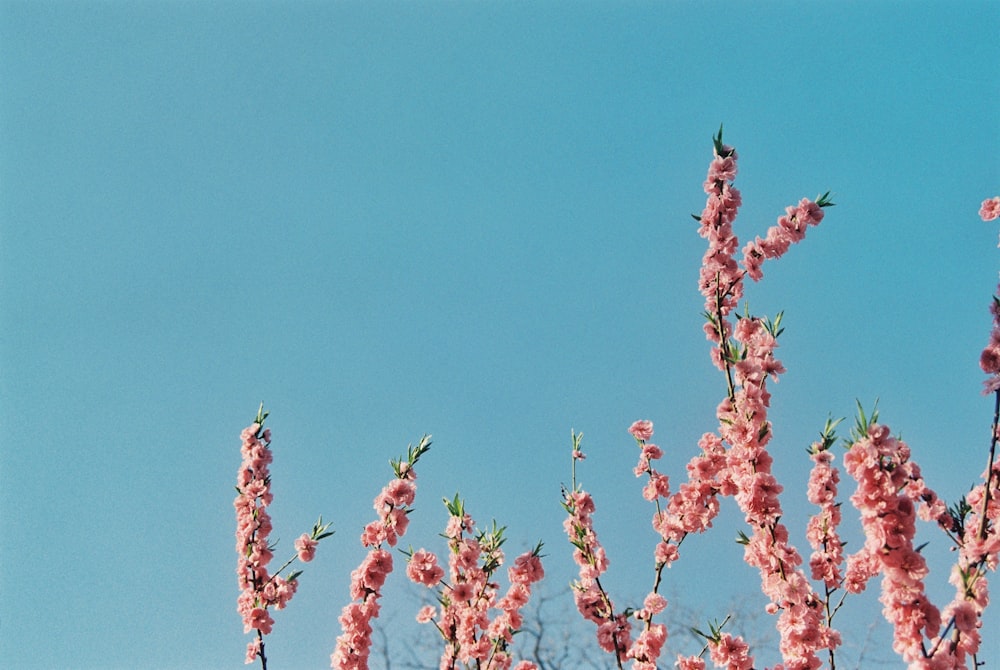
[2,2,998,669]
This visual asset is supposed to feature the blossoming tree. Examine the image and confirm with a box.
[234,131,1000,670]
[561,131,1000,670]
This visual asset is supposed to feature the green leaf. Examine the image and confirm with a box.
[254,402,268,425]
[444,492,464,518]
[850,398,880,442]
[690,626,709,640]
[812,415,844,453]
[712,124,727,156]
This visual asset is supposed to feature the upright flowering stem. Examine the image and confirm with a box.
[977,198,1000,542]
[696,128,838,669]
[920,253,1000,666]
[562,431,630,669]
[912,198,1000,667]
[331,435,431,670]
[406,495,544,670]
[720,318,840,670]
[804,418,847,670]
[235,404,333,667]
[841,415,947,665]
[565,128,836,669]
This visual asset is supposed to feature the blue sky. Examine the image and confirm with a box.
[1,1,998,668]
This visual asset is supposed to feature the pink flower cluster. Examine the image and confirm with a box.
[680,617,756,670]
[808,403,997,669]
[331,436,431,670]
[842,423,945,662]
[695,128,829,378]
[719,321,839,669]
[697,132,745,325]
[562,444,629,664]
[695,133,743,330]
[649,431,728,568]
[564,430,672,670]
[708,633,754,670]
[235,414,300,665]
[805,439,844,590]
[741,199,825,282]
[407,499,544,670]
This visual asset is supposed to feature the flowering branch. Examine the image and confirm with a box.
[330,435,431,670]
[562,431,630,669]
[694,128,840,669]
[406,496,545,670]
[235,404,332,668]
[566,128,839,670]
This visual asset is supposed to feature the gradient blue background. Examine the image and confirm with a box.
[2,1,998,668]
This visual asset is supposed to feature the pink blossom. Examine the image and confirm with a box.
[294,533,318,562]
[742,239,765,281]
[509,551,545,585]
[628,623,667,665]
[778,212,806,243]
[676,655,706,670]
[981,320,1000,395]
[643,592,667,615]
[980,196,1000,221]
[247,607,273,635]
[795,198,824,225]
[595,614,632,654]
[981,329,1000,374]
[629,420,654,441]
[709,633,754,670]
[642,471,671,501]
[450,580,476,603]
[407,549,445,587]
[654,541,679,566]
[416,604,436,623]
[708,155,738,183]
[380,478,416,507]
[245,638,261,665]
[445,514,470,539]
